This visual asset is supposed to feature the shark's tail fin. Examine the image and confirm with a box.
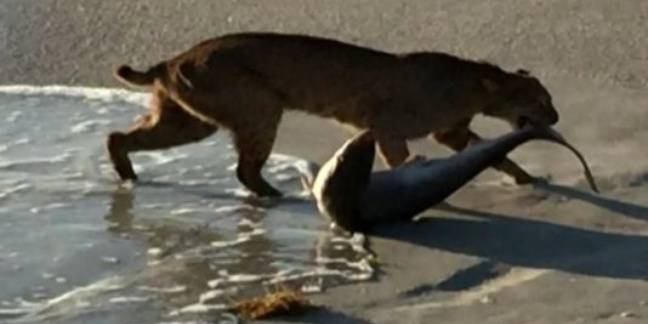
[532,125,599,193]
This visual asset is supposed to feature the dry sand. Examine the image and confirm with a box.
[2,1,648,323]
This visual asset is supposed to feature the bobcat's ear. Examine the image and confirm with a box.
[481,79,499,92]
[516,68,531,76]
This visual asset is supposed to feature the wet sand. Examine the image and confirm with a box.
[3,1,648,323]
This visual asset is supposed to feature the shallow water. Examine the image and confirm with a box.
[0,86,373,323]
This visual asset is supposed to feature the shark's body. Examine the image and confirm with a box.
[310,126,597,232]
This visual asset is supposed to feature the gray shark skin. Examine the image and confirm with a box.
[310,125,598,232]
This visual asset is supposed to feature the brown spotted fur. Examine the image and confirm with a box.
[108,33,559,196]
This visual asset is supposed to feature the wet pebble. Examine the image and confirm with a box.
[79,242,95,249]
[101,256,120,264]
[333,244,346,251]
[480,296,493,304]
[301,283,323,293]
[147,248,163,257]
[619,311,637,318]
[32,292,48,299]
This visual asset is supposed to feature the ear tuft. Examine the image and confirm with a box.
[516,68,531,76]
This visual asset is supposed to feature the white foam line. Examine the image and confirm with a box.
[0,85,149,106]
[213,205,264,214]
[109,296,150,304]
[0,308,31,316]
[0,183,33,200]
[168,302,229,316]
[30,202,69,214]
[7,276,125,323]
[44,277,124,307]
[264,267,373,285]
[70,119,111,134]
[0,153,72,169]
[209,236,252,249]
[138,152,188,166]
[315,257,374,273]
[267,154,320,182]
[223,188,253,198]
[170,208,203,215]
[6,111,23,122]
[12,138,31,146]
[137,285,187,294]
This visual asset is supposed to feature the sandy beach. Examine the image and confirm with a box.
[2,1,648,323]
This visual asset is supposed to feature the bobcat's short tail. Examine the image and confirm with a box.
[114,63,166,87]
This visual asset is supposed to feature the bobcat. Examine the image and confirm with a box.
[108,32,558,197]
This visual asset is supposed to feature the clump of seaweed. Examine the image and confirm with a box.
[235,286,311,320]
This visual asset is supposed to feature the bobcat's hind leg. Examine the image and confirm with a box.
[106,92,216,181]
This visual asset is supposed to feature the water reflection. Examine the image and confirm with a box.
[0,87,373,323]
[97,186,373,321]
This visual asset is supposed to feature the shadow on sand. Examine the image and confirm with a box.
[534,182,648,222]
[275,306,372,324]
[372,194,648,280]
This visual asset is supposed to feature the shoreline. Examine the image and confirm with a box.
[3,1,648,323]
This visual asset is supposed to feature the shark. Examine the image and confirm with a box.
[304,125,598,232]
